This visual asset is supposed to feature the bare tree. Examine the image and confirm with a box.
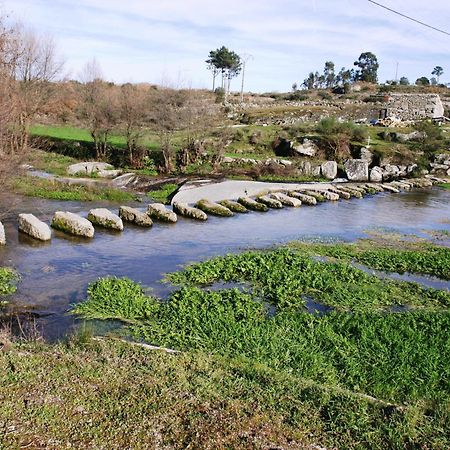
[79,59,119,160]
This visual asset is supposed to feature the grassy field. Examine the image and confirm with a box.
[14,177,136,202]
[65,239,450,448]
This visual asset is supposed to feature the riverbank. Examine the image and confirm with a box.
[2,236,449,449]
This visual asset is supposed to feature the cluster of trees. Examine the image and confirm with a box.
[297,52,379,91]
[205,46,241,95]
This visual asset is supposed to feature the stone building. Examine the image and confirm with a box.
[380,93,444,121]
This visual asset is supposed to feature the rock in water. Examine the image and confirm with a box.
[344,159,369,181]
[18,214,51,241]
[147,204,177,223]
[256,195,283,209]
[303,191,326,202]
[119,206,153,227]
[218,200,248,213]
[51,212,95,238]
[0,222,5,245]
[88,208,124,231]
[321,191,340,201]
[173,202,208,221]
[195,199,234,217]
[270,193,302,207]
[328,187,351,200]
[288,192,317,205]
[238,197,269,212]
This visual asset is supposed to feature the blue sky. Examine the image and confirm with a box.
[3,0,449,92]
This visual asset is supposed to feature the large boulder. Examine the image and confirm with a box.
[0,221,5,245]
[369,166,383,182]
[321,161,337,180]
[51,212,95,238]
[18,214,51,241]
[67,162,114,176]
[173,202,208,221]
[292,138,318,157]
[88,208,124,231]
[359,147,374,165]
[381,164,400,180]
[119,206,153,227]
[344,159,369,181]
[147,204,177,223]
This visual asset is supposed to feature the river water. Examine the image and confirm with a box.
[0,187,449,340]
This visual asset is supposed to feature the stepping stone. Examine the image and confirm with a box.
[173,202,208,221]
[257,195,283,209]
[303,191,326,202]
[51,212,95,238]
[288,192,317,205]
[88,208,123,231]
[238,197,269,212]
[147,204,177,223]
[321,191,340,201]
[337,186,363,198]
[382,184,400,193]
[195,199,234,217]
[270,192,301,207]
[18,213,51,241]
[218,200,248,213]
[364,183,385,192]
[328,187,351,200]
[119,206,153,227]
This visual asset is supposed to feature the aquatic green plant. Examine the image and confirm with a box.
[0,267,18,297]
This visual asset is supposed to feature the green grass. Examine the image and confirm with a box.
[147,183,179,204]
[28,149,80,176]
[14,177,135,202]
[439,183,450,190]
[0,267,18,297]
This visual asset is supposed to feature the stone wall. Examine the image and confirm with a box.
[386,94,444,120]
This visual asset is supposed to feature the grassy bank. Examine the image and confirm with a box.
[147,183,179,204]
[14,177,135,202]
[69,240,450,448]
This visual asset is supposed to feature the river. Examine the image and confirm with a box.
[0,187,449,340]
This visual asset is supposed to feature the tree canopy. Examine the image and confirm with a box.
[353,52,379,83]
[206,46,241,92]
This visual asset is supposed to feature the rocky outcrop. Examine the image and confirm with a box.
[51,212,95,238]
[344,159,369,181]
[238,197,269,212]
[67,162,114,176]
[321,161,337,180]
[270,193,302,207]
[370,166,383,182]
[119,206,153,227]
[292,138,318,157]
[195,199,234,217]
[0,222,5,245]
[18,214,51,241]
[88,208,124,231]
[147,204,177,223]
[256,195,283,209]
[288,192,317,205]
[173,202,208,221]
[218,200,248,213]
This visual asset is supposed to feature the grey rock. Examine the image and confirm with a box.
[0,222,5,245]
[195,199,234,217]
[237,197,269,212]
[381,184,400,193]
[320,161,337,180]
[395,131,426,143]
[328,187,351,200]
[256,195,283,209]
[370,166,383,182]
[311,165,322,177]
[298,161,312,175]
[97,169,122,178]
[288,192,317,205]
[147,203,177,223]
[111,173,138,187]
[88,208,123,231]
[359,147,374,165]
[292,138,318,157]
[18,214,51,241]
[322,191,340,201]
[51,212,95,238]
[67,162,114,176]
[119,206,153,227]
[218,200,248,213]
[270,193,302,207]
[344,159,369,181]
[381,164,400,180]
[173,202,208,221]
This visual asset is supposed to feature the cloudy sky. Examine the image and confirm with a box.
[2,0,449,92]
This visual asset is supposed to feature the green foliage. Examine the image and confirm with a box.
[147,183,178,204]
[73,277,159,321]
[0,268,18,297]
[353,51,379,83]
[14,177,135,202]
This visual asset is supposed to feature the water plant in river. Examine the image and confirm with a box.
[0,267,17,297]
